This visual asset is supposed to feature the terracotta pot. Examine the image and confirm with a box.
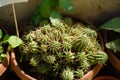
[0,50,10,76]
[0,26,10,76]
[10,15,105,80]
[80,64,103,80]
[10,51,102,80]
[93,76,118,80]
[104,31,120,72]
[10,49,36,80]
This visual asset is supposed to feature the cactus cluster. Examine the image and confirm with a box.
[20,17,108,80]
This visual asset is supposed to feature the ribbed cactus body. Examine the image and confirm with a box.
[20,17,107,80]
[61,68,74,80]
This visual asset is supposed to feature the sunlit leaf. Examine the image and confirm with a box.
[106,39,120,52]
[49,10,62,26]
[8,36,23,48]
[59,0,74,13]
[39,0,51,18]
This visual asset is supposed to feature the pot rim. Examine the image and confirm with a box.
[0,49,10,76]
[93,76,118,80]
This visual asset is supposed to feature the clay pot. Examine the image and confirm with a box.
[93,76,118,80]
[11,51,102,80]
[0,26,10,76]
[80,64,103,80]
[10,15,105,80]
[10,49,36,80]
[0,50,10,76]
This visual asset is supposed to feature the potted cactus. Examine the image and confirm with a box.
[10,16,107,80]
[10,0,108,80]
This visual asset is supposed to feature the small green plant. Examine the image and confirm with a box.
[20,17,108,80]
[100,17,120,52]
[0,29,23,62]
[31,0,74,26]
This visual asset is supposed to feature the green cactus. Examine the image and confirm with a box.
[74,69,84,78]
[40,34,49,44]
[62,41,72,51]
[63,17,73,26]
[42,55,56,64]
[40,44,48,52]
[20,17,108,80]
[76,52,86,62]
[27,41,39,54]
[64,51,75,63]
[87,51,108,65]
[30,54,40,67]
[41,24,51,34]
[83,28,98,39]
[61,68,74,80]
[39,19,49,26]
[36,63,50,74]
[80,60,90,71]
[48,40,61,53]
[72,35,90,52]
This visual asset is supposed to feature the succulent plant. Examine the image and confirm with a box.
[63,17,73,26]
[39,19,49,27]
[87,51,108,65]
[20,17,108,80]
[61,68,74,80]
[72,35,90,52]
[74,69,84,78]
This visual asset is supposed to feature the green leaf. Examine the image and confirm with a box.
[0,29,3,39]
[50,0,58,8]
[8,36,23,48]
[32,15,41,25]
[59,0,74,13]
[3,34,9,41]
[106,39,120,52]
[0,46,3,54]
[0,54,6,63]
[49,10,62,26]
[0,54,6,58]
[100,17,120,33]
[39,0,51,18]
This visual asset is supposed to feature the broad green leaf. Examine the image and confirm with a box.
[0,57,2,63]
[106,39,120,52]
[0,46,3,54]
[3,34,9,41]
[50,0,58,8]
[100,17,120,33]
[0,54,6,58]
[0,29,3,39]
[0,54,6,63]
[33,15,41,25]
[49,10,62,26]
[59,0,74,13]
[8,36,23,48]
[39,0,51,18]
